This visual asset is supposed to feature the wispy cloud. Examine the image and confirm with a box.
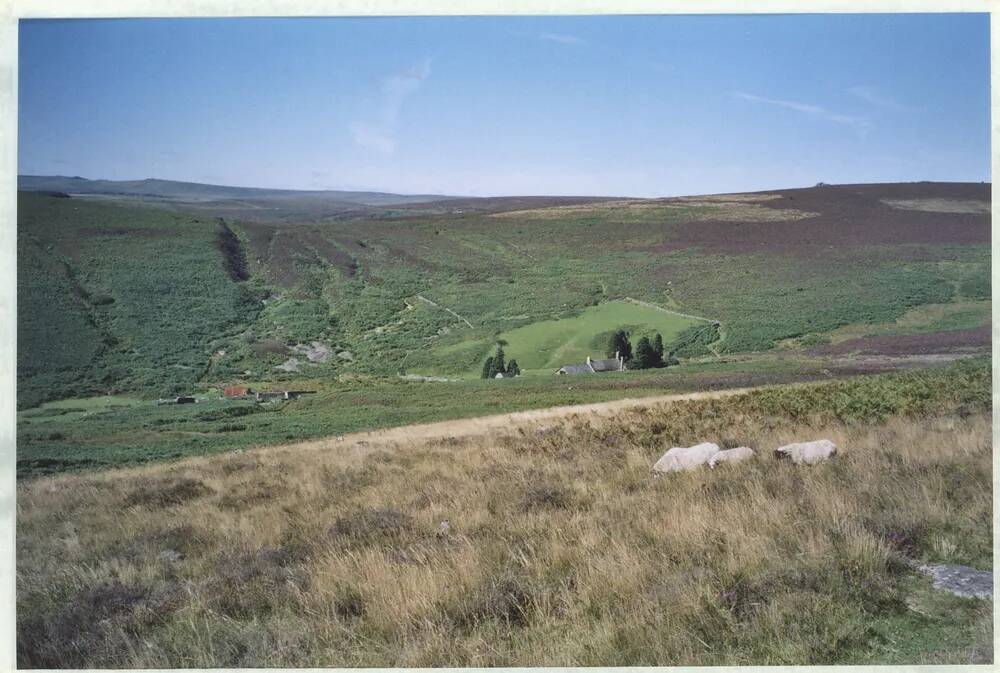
[350,122,396,155]
[733,91,871,132]
[508,29,587,46]
[537,31,587,45]
[351,58,432,156]
[848,85,913,111]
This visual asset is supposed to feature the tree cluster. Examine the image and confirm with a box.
[607,330,633,361]
[481,343,520,379]
[606,330,679,370]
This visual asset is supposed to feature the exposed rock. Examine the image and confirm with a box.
[652,442,720,473]
[337,350,355,361]
[918,563,992,599]
[291,341,332,363]
[709,446,754,468]
[159,549,184,563]
[774,439,837,465]
[275,357,301,372]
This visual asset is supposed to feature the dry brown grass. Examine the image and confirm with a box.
[882,198,991,214]
[687,193,784,202]
[16,376,992,667]
[671,198,818,222]
[488,197,817,222]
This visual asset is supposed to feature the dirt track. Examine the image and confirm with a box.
[286,385,760,454]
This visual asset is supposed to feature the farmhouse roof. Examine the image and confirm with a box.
[557,363,593,375]
[557,352,625,375]
[589,358,623,372]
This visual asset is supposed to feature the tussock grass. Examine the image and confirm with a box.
[16,362,992,666]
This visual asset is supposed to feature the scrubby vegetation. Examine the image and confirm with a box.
[668,322,721,358]
[17,193,264,407]
[16,360,992,666]
[16,182,992,488]
[18,183,990,403]
[15,354,847,478]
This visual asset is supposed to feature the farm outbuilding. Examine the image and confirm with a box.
[556,352,626,375]
[253,390,316,401]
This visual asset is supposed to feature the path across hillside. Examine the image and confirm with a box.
[416,294,474,328]
[622,296,718,324]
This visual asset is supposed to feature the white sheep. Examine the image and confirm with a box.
[708,446,755,468]
[774,439,837,465]
[652,442,720,473]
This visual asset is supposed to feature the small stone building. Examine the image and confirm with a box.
[556,352,626,375]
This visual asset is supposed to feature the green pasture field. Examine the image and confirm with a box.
[15,356,988,478]
[491,300,700,372]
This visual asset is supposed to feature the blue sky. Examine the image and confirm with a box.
[18,14,991,197]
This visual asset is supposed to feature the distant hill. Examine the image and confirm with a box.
[15,181,990,408]
[17,175,626,223]
[18,174,458,207]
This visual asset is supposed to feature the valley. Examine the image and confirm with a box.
[16,179,991,476]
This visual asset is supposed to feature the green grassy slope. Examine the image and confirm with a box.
[17,183,991,407]
[17,192,263,407]
[489,300,698,372]
[17,235,107,404]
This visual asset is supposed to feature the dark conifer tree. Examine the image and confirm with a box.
[634,336,657,369]
[607,330,633,361]
[653,333,665,360]
[493,345,506,375]
[481,356,495,379]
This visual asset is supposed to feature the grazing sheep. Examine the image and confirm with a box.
[652,442,720,473]
[708,446,755,468]
[774,439,837,465]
